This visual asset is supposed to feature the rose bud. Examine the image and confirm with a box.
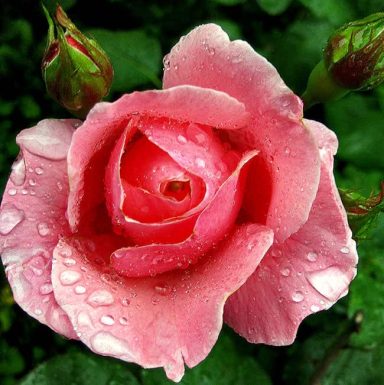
[41,5,113,118]
[302,13,384,107]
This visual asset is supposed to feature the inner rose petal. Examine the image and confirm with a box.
[120,135,205,222]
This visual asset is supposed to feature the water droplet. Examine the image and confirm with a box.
[75,285,87,294]
[154,283,172,296]
[35,167,44,175]
[87,289,114,307]
[59,247,72,258]
[119,317,128,325]
[310,304,320,312]
[37,222,50,237]
[28,179,36,186]
[21,189,28,195]
[306,252,318,262]
[34,308,43,316]
[340,246,350,254]
[0,205,25,235]
[177,135,187,144]
[39,283,53,295]
[163,55,171,71]
[100,315,115,326]
[280,267,291,277]
[59,270,81,285]
[10,156,26,186]
[30,266,43,276]
[306,266,350,301]
[56,181,63,191]
[195,158,206,168]
[63,258,76,267]
[292,291,304,303]
[121,297,131,306]
[91,332,132,358]
[284,146,291,155]
[8,188,17,196]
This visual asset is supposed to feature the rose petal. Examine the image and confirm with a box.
[0,119,79,339]
[224,121,357,345]
[67,86,250,233]
[111,150,258,277]
[51,224,273,381]
[104,128,203,245]
[163,24,321,242]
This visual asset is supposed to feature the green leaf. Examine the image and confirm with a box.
[19,351,140,385]
[265,19,334,92]
[298,0,356,25]
[87,29,162,92]
[325,93,384,169]
[256,0,292,15]
[322,345,384,384]
[0,340,25,375]
[348,215,384,347]
[211,0,245,6]
[141,333,272,385]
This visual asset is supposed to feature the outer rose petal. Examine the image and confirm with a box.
[67,85,250,233]
[163,24,321,242]
[224,121,357,344]
[0,119,79,339]
[51,225,273,381]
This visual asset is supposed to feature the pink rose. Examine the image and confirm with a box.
[0,24,357,381]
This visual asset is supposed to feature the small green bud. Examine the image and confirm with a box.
[41,5,113,118]
[302,13,384,108]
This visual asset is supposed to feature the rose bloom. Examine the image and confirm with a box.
[0,25,357,381]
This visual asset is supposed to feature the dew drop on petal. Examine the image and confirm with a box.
[154,283,172,296]
[63,258,77,267]
[37,222,50,237]
[291,291,304,303]
[280,267,291,277]
[195,158,206,168]
[119,317,128,325]
[0,205,25,235]
[8,189,17,196]
[87,289,114,307]
[121,297,131,306]
[177,135,187,144]
[59,270,81,285]
[74,285,87,294]
[306,266,351,301]
[340,247,350,254]
[34,308,43,316]
[35,167,44,175]
[306,252,318,262]
[39,283,53,295]
[100,315,115,326]
[10,157,26,186]
[310,304,320,312]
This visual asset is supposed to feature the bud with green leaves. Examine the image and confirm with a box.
[41,5,113,118]
[302,13,384,108]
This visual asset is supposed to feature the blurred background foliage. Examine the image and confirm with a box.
[0,0,383,384]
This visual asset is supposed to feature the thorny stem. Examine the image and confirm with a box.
[309,311,364,385]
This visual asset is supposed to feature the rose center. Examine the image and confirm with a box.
[160,180,191,201]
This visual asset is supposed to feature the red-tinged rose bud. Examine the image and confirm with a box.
[339,181,384,241]
[302,13,384,108]
[325,13,384,91]
[41,5,113,118]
